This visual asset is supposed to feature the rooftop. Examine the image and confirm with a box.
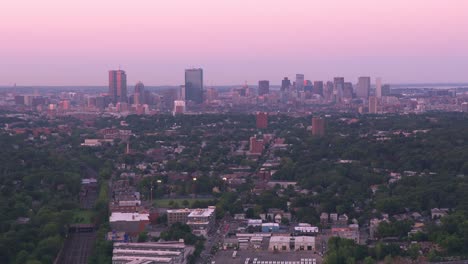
[110,212,149,222]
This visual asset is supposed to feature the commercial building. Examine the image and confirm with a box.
[186,207,216,237]
[112,241,187,264]
[312,81,324,96]
[331,225,360,244]
[343,82,354,99]
[311,117,325,136]
[249,137,264,155]
[375,77,383,98]
[134,81,145,105]
[357,77,371,99]
[109,212,150,235]
[369,96,378,114]
[295,74,305,91]
[256,112,268,129]
[185,68,203,104]
[166,208,192,226]
[173,100,186,115]
[281,77,291,91]
[258,80,270,96]
[333,77,345,103]
[109,70,128,104]
[268,236,315,252]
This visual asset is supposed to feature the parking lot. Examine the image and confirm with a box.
[213,249,323,264]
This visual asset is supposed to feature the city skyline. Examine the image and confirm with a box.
[1,0,468,86]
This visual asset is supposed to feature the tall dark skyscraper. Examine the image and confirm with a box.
[185,68,204,104]
[357,77,371,99]
[281,77,291,91]
[134,81,145,105]
[313,81,324,96]
[258,80,270,96]
[109,70,127,104]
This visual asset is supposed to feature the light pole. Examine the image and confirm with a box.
[192,177,197,198]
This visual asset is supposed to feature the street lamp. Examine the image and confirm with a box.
[192,177,197,198]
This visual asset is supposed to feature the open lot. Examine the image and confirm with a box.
[213,249,323,264]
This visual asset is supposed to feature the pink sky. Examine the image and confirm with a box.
[1,0,468,85]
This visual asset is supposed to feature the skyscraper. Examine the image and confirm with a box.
[296,74,305,91]
[382,84,391,97]
[109,70,127,104]
[325,81,334,101]
[343,82,354,99]
[357,77,371,99]
[369,96,378,113]
[185,68,203,104]
[281,77,291,91]
[304,80,313,92]
[376,77,382,98]
[313,81,324,96]
[258,80,270,96]
[333,77,345,103]
[312,117,325,136]
[134,81,145,105]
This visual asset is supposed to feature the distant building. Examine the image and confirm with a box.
[268,236,315,252]
[343,82,354,99]
[311,117,325,136]
[281,77,291,91]
[167,208,192,226]
[109,70,127,104]
[173,100,186,115]
[256,112,268,129]
[112,241,187,264]
[304,80,313,92]
[109,212,150,235]
[333,77,345,103]
[313,81,324,96]
[258,80,270,96]
[462,102,468,112]
[369,96,378,113]
[331,225,360,244]
[186,207,216,237]
[431,208,449,219]
[382,84,391,96]
[296,74,305,91]
[185,68,203,104]
[261,223,280,233]
[179,85,186,100]
[249,137,264,155]
[357,77,371,99]
[133,81,145,105]
[375,77,383,98]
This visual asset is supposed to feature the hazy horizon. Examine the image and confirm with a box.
[2,0,468,86]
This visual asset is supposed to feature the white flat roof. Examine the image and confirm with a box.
[110,212,149,222]
[188,208,215,217]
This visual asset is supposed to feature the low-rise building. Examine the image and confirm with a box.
[268,236,315,252]
[166,208,192,226]
[110,212,150,235]
[186,207,216,237]
[112,241,187,264]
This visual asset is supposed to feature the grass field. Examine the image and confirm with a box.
[153,198,215,208]
[72,210,94,224]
